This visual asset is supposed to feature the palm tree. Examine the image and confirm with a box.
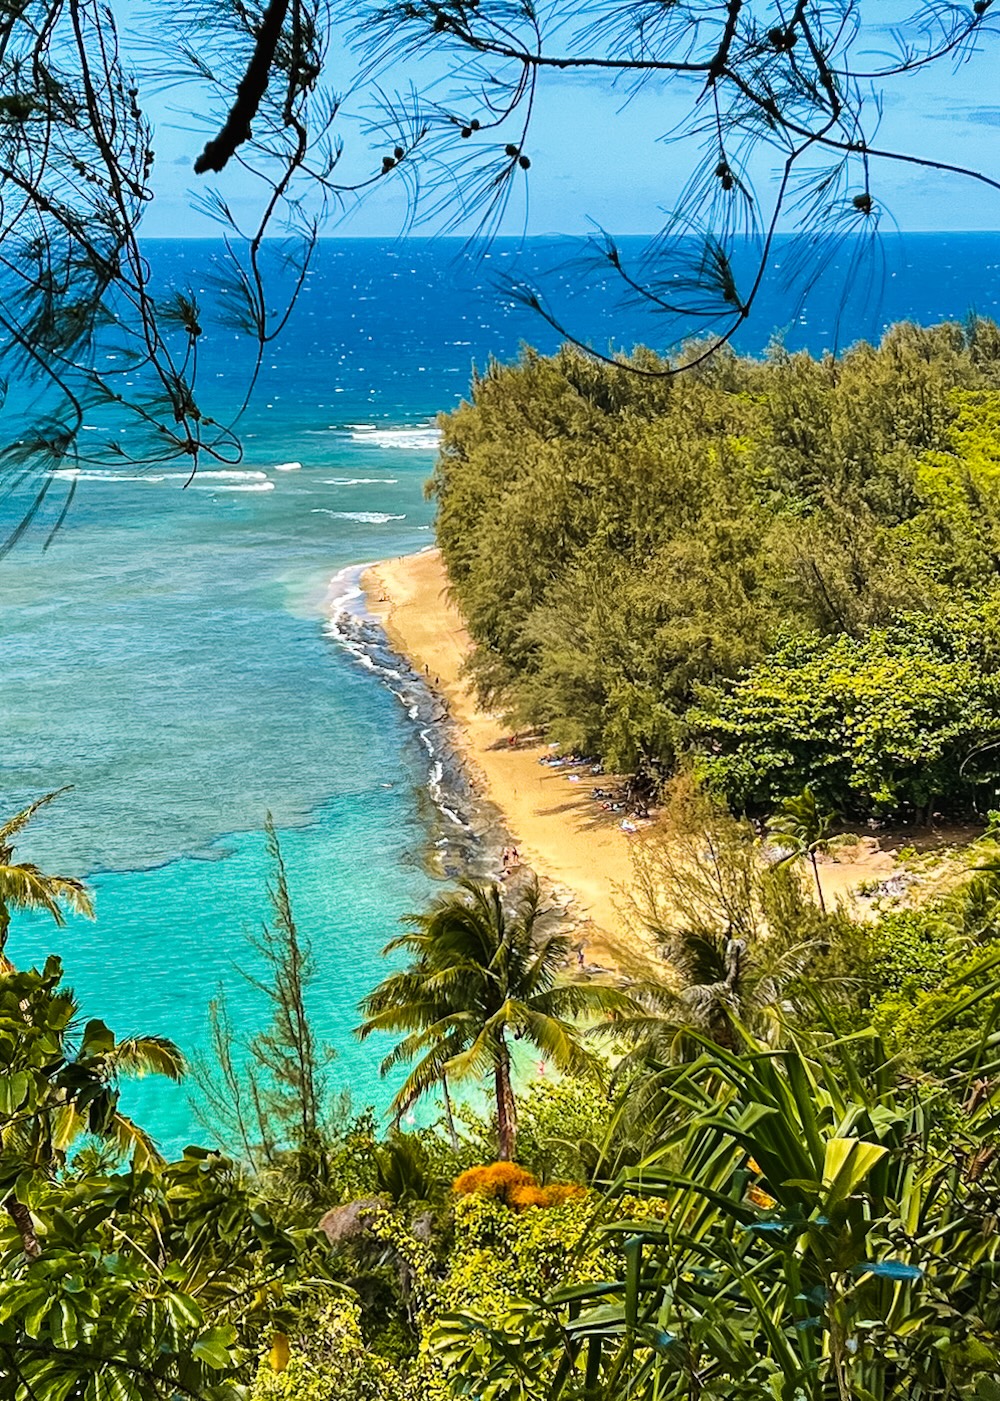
[0,789,94,959]
[768,785,835,913]
[358,877,633,1160]
[608,924,820,1068]
[0,792,183,1257]
[357,959,467,1149]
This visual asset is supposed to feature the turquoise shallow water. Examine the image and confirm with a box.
[3,234,1000,1153]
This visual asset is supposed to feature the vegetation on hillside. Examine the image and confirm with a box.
[431,320,1000,818]
[5,786,1000,1398]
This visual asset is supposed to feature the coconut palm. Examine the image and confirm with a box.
[357,958,467,1149]
[0,789,94,958]
[45,1026,187,1172]
[358,877,634,1160]
[608,923,820,1069]
[769,785,835,913]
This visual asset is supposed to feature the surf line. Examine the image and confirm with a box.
[323,562,507,880]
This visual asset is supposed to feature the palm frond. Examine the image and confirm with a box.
[0,787,73,852]
[105,1111,165,1172]
[0,864,94,923]
[109,1035,186,1082]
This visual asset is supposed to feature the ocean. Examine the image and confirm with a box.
[3,233,999,1152]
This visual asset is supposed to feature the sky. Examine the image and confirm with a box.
[129,2,1000,239]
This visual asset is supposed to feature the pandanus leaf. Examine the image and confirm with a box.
[822,1138,888,1209]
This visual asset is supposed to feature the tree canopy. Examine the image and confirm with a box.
[431,318,1000,816]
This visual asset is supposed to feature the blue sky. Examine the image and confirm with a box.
[134,3,999,238]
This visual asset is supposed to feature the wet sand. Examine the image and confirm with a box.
[362,548,641,967]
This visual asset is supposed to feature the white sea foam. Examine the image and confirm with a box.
[323,564,366,615]
[272,461,302,472]
[312,509,405,524]
[49,468,165,483]
[192,480,275,493]
[186,469,269,481]
[348,424,441,451]
[323,477,399,486]
[51,466,272,486]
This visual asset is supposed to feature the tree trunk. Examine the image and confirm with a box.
[494,1037,517,1161]
[810,851,826,914]
[441,1073,459,1151]
[5,1197,41,1260]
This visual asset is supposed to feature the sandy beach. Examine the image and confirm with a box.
[360,549,931,969]
[362,548,641,967]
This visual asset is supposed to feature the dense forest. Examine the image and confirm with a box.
[432,320,1000,818]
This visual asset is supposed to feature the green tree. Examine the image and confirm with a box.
[0,791,93,960]
[194,817,350,1205]
[358,878,631,1160]
[0,954,184,1260]
[615,783,826,1065]
[689,601,1000,818]
[768,785,835,912]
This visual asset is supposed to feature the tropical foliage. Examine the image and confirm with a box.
[5,790,1000,1399]
[431,324,1000,816]
[0,954,328,1400]
[435,1023,1000,1401]
[0,789,92,957]
[357,878,632,1159]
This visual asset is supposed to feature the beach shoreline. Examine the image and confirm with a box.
[357,548,642,969]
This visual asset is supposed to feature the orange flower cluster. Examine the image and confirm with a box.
[452,1162,586,1210]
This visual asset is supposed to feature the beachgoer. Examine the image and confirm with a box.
[511,847,519,866]
[576,946,585,967]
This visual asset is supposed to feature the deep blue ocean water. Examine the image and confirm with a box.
[3,233,1000,1152]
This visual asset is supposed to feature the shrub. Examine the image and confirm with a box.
[452,1161,537,1204]
[250,1297,442,1401]
[452,1162,586,1210]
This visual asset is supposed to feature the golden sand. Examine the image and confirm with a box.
[362,549,908,963]
[362,548,640,967]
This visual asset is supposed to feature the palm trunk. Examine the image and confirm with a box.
[441,1073,459,1151]
[810,851,826,913]
[6,1198,41,1260]
[494,1036,517,1161]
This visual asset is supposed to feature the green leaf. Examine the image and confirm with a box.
[51,1298,78,1349]
[23,1291,52,1338]
[191,1324,238,1370]
[166,1290,204,1331]
[821,1138,887,1208]
[80,1019,115,1056]
[0,1070,29,1117]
